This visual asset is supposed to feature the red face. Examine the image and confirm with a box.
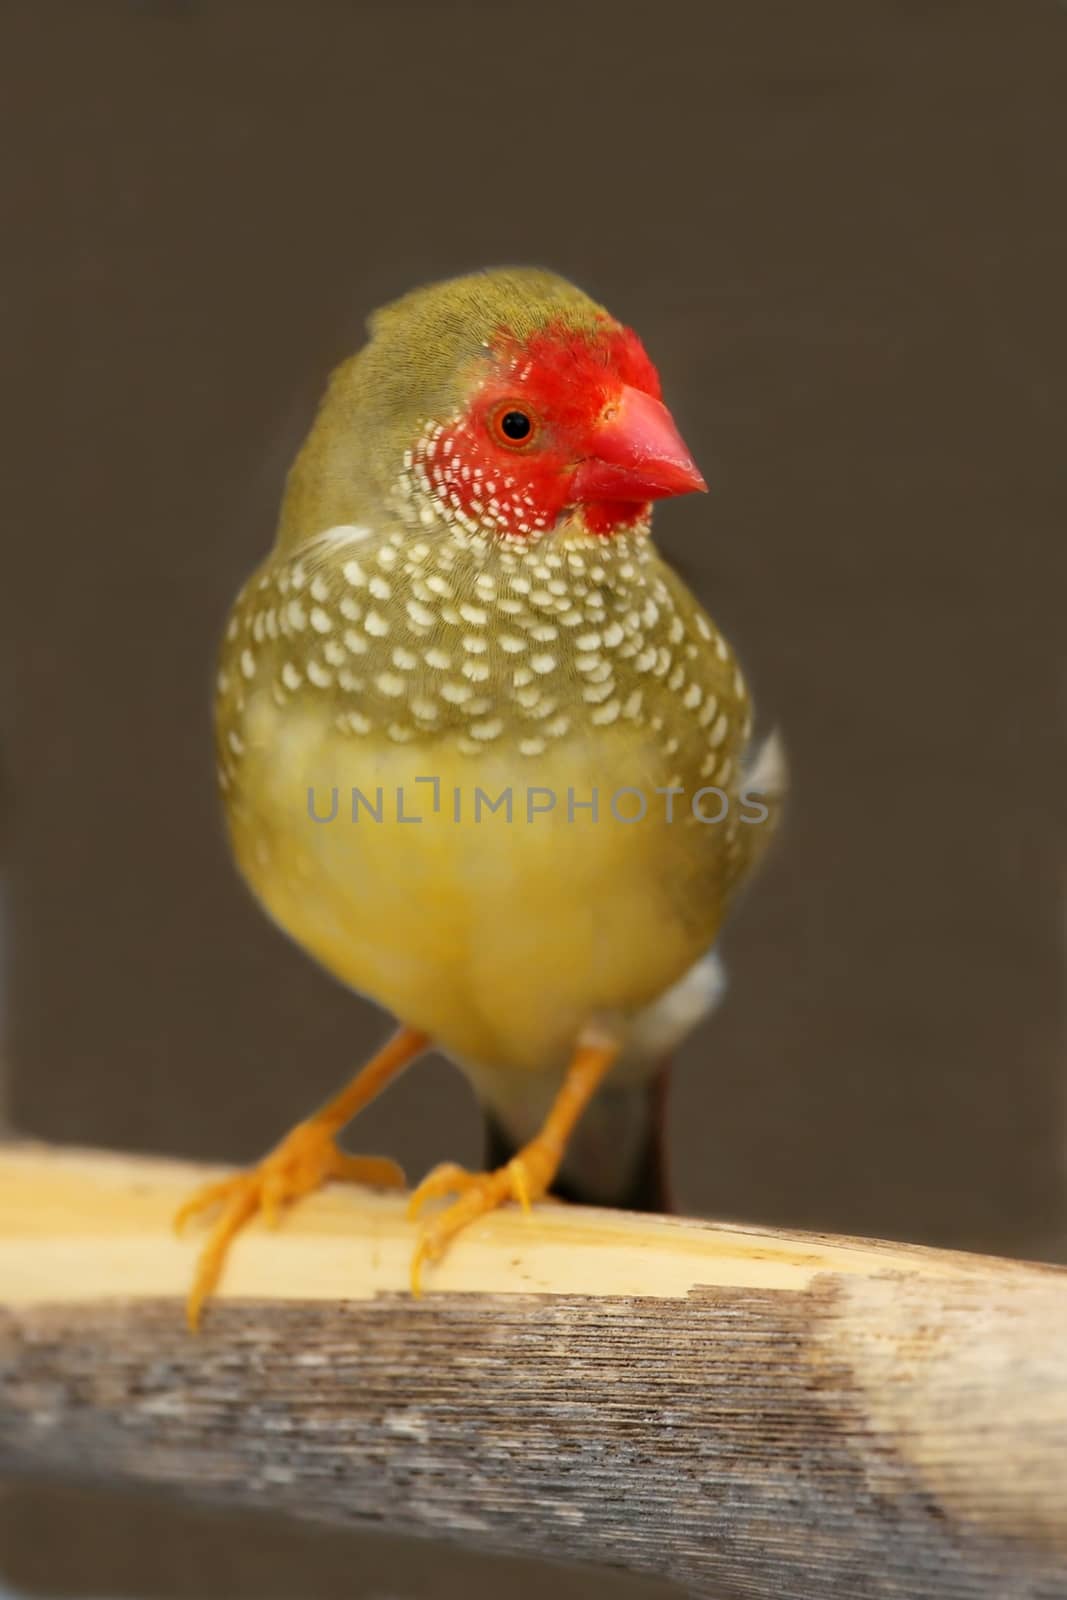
[414,318,706,538]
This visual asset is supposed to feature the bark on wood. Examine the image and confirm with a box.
[2,1143,1066,1599]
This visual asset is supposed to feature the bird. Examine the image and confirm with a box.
[176,267,785,1329]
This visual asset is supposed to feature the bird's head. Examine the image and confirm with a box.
[278,268,706,550]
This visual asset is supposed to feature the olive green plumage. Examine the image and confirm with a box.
[278,268,609,552]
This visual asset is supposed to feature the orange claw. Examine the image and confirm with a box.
[174,1024,428,1331]
[406,1038,618,1297]
[176,1125,405,1331]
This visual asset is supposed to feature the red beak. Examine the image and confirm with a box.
[569,384,707,505]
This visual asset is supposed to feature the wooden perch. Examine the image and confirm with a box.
[2,1145,1067,1599]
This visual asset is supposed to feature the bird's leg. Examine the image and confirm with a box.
[175,1025,429,1329]
[408,1036,618,1293]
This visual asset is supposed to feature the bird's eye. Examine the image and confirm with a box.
[491,404,538,448]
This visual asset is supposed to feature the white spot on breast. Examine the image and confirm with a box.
[307,659,332,688]
[375,672,405,697]
[530,654,556,675]
[602,621,624,649]
[498,634,525,654]
[364,611,390,637]
[310,575,330,604]
[424,646,451,670]
[368,575,392,601]
[287,599,307,630]
[392,647,417,671]
[227,729,245,755]
[310,606,332,634]
[683,682,703,710]
[406,599,435,628]
[469,717,503,741]
[281,662,302,690]
[344,628,368,656]
[240,649,256,679]
[342,559,366,587]
[441,681,473,705]
[709,712,729,747]
[590,698,621,726]
[348,710,371,734]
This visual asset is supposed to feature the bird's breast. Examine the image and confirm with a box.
[214,521,768,1072]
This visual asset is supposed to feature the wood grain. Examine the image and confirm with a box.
[2,1143,1066,1599]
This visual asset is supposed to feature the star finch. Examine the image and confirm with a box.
[178,268,785,1327]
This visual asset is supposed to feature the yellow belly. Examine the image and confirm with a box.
[228,699,722,1074]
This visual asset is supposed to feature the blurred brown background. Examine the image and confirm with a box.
[2,1,1064,1596]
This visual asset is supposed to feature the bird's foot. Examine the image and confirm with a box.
[174,1121,405,1330]
[407,1142,557,1295]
